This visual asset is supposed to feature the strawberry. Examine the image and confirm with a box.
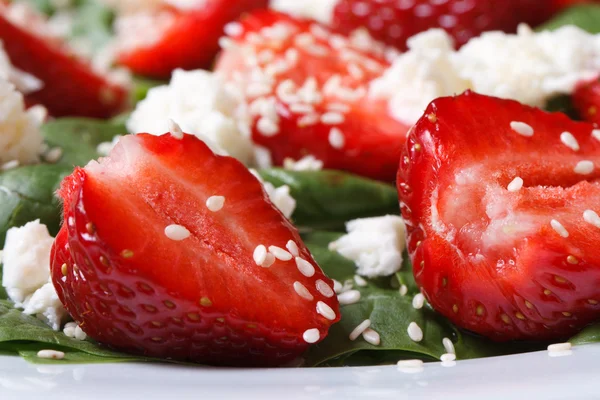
[397,91,600,341]
[49,132,339,366]
[215,10,408,182]
[115,0,268,79]
[573,78,600,125]
[0,3,129,118]
[331,0,555,51]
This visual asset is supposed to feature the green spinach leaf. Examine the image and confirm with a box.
[570,323,600,345]
[303,231,543,367]
[538,4,600,34]
[259,169,399,231]
[42,118,126,167]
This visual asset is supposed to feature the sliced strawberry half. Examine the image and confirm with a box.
[398,91,600,341]
[0,3,129,118]
[215,10,408,182]
[50,133,339,366]
[331,0,556,51]
[115,0,268,79]
[573,77,600,125]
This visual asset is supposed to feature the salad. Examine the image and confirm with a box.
[1,0,600,369]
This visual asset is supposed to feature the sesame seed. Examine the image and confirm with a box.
[218,37,236,50]
[338,289,361,305]
[348,63,364,80]
[286,240,299,257]
[443,337,455,354]
[560,132,580,151]
[297,114,319,127]
[592,129,600,142]
[1,160,19,171]
[316,279,335,298]
[44,147,63,163]
[224,21,243,37]
[349,319,371,340]
[262,253,276,268]
[327,102,351,113]
[362,328,380,345]
[253,245,267,266]
[37,350,65,360]
[333,279,343,293]
[354,275,368,287]
[168,119,184,139]
[412,293,425,309]
[289,103,314,114]
[257,117,280,136]
[399,285,408,296]
[550,219,569,238]
[247,82,273,98]
[74,326,87,341]
[574,160,594,175]
[510,121,534,137]
[328,128,345,149]
[407,322,423,342]
[583,209,600,228]
[285,48,299,64]
[257,49,275,64]
[269,245,292,261]
[293,281,314,301]
[547,342,572,352]
[303,328,320,343]
[507,177,523,192]
[306,43,330,56]
[316,301,336,320]
[164,224,190,241]
[295,257,315,277]
[206,196,225,212]
[294,32,314,47]
[397,359,423,368]
[441,353,456,362]
[321,112,345,125]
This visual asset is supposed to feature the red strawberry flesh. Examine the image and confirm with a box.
[398,91,600,341]
[216,10,408,182]
[51,133,339,366]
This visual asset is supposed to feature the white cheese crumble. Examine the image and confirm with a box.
[0,41,43,94]
[371,25,600,125]
[1,220,68,331]
[283,155,324,171]
[0,80,45,165]
[249,169,296,219]
[127,69,254,164]
[329,215,407,278]
[270,0,339,24]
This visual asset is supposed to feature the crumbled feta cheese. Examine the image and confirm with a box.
[0,80,45,164]
[369,30,470,125]
[283,155,324,171]
[371,25,600,125]
[1,220,68,331]
[114,11,176,53]
[330,215,406,278]
[0,41,43,94]
[271,0,339,24]
[249,169,296,219]
[127,69,254,164]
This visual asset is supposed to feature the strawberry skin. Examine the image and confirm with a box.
[573,78,600,125]
[0,5,128,118]
[50,133,339,366]
[117,0,268,79]
[331,0,555,51]
[216,10,408,182]
[398,91,600,341]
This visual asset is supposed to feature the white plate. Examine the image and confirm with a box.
[1,343,600,399]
